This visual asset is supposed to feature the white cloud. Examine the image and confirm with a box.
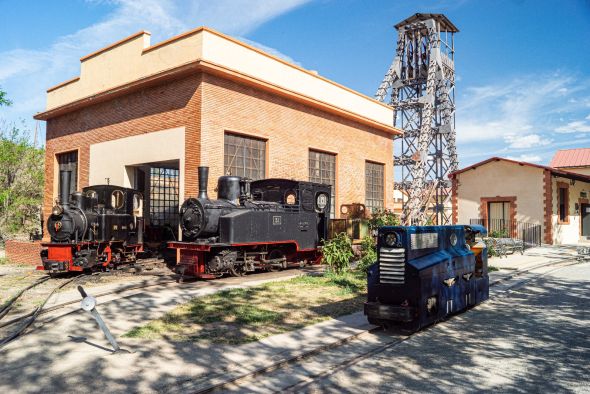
[457,73,578,143]
[503,133,552,149]
[555,120,590,133]
[506,154,542,163]
[0,0,311,132]
[238,37,302,66]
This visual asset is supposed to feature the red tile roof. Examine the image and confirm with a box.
[449,156,590,183]
[550,148,590,168]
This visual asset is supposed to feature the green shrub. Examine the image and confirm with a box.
[490,229,508,238]
[321,232,354,274]
[357,235,377,273]
[368,209,400,231]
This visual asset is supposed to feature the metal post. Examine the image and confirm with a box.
[78,285,121,352]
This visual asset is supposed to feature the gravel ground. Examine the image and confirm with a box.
[0,260,174,319]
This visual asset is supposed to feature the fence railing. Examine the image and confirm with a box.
[469,218,542,249]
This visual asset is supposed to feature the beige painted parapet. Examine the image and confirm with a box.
[44,27,394,129]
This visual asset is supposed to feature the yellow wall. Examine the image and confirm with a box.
[551,176,590,245]
[88,127,185,201]
[554,166,590,176]
[456,160,545,226]
[44,28,393,129]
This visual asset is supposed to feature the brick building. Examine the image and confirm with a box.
[32,27,399,245]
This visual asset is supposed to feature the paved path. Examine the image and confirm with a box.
[0,248,585,393]
[269,262,590,393]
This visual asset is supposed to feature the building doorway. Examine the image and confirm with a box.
[127,160,180,242]
[488,201,510,236]
[582,204,590,237]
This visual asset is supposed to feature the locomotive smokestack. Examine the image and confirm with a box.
[60,171,71,206]
[198,166,209,199]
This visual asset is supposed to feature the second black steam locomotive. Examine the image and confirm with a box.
[168,167,331,278]
[38,170,144,274]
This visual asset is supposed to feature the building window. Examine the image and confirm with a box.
[309,150,336,218]
[558,183,569,224]
[57,151,78,197]
[365,161,384,213]
[149,167,179,231]
[224,133,266,180]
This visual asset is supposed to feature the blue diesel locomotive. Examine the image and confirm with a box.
[364,225,489,332]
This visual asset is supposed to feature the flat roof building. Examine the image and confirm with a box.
[34,27,400,241]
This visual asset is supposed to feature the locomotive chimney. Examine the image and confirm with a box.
[60,171,71,206]
[198,166,209,199]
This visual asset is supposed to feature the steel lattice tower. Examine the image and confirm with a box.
[376,13,459,225]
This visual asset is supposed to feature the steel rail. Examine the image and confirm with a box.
[192,256,582,393]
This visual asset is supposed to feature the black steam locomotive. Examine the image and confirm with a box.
[168,167,331,278]
[364,224,489,332]
[39,171,144,274]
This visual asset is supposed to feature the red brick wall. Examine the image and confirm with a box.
[198,73,394,210]
[543,170,553,244]
[5,240,43,265]
[43,71,393,234]
[44,75,202,238]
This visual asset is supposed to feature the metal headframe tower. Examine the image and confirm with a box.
[376,13,459,225]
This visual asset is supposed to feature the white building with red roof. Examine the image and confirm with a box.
[550,148,590,176]
[450,156,590,245]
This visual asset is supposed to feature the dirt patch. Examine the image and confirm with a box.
[0,260,174,318]
[125,272,367,345]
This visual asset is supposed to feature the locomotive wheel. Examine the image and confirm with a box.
[267,249,285,272]
[229,265,245,277]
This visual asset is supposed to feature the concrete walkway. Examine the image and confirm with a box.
[0,247,578,393]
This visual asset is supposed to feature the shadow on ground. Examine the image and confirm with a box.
[0,265,588,393]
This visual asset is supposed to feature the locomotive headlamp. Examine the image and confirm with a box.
[316,193,329,211]
[385,232,398,247]
[51,205,63,216]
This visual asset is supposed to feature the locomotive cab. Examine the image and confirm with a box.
[364,225,489,332]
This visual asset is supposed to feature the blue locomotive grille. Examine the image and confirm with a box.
[379,247,405,284]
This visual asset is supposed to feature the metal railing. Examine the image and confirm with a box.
[469,218,542,249]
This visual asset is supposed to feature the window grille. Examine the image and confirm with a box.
[57,151,78,196]
[149,167,179,230]
[224,133,266,180]
[309,150,336,218]
[365,161,384,213]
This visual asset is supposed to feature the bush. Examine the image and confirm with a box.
[490,229,508,238]
[357,235,377,273]
[321,232,354,274]
[368,209,400,231]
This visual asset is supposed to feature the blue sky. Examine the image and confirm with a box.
[0,0,589,167]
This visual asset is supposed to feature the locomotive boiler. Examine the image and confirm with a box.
[364,225,489,332]
[39,171,144,274]
[169,166,331,278]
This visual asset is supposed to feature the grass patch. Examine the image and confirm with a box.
[488,266,499,272]
[125,271,367,345]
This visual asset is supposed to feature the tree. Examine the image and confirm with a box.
[0,119,44,238]
[0,87,12,107]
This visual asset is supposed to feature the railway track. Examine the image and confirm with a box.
[0,258,175,349]
[190,256,581,393]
